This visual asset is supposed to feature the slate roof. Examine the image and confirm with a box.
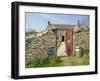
[49,24,75,29]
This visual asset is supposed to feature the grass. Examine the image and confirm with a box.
[25,47,89,68]
[26,55,89,68]
[58,55,89,66]
[25,56,61,68]
[71,55,89,66]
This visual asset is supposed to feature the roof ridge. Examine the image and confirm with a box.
[51,24,76,26]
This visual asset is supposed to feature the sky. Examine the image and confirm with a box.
[25,12,89,32]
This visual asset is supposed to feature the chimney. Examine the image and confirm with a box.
[78,20,80,27]
[48,21,50,25]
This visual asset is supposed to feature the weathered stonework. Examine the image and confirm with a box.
[74,30,89,50]
[25,23,89,61]
[25,27,56,61]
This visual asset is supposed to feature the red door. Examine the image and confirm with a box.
[65,29,73,56]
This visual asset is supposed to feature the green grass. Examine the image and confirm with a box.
[25,56,61,68]
[26,55,89,68]
[69,48,89,66]
[26,47,89,68]
[58,55,89,66]
[71,55,89,66]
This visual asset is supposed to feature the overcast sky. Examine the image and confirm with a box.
[25,12,89,32]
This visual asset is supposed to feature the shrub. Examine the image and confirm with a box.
[81,47,89,56]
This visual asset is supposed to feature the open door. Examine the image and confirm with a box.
[65,29,73,56]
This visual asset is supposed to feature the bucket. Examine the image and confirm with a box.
[75,46,81,57]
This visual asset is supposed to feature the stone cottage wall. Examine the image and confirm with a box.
[25,28,56,61]
[25,25,89,60]
[73,29,89,55]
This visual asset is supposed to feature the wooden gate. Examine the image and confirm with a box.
[65,29,73,56]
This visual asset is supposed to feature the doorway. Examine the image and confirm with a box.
[62,36,64,42]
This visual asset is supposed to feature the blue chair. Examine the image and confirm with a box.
[47,47,55,56]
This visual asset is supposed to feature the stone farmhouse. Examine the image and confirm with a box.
[25,21,89,61]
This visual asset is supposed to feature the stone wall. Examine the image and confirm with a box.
[25,28,56,61]
[74,31,89,50]
[25,25,89,60]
